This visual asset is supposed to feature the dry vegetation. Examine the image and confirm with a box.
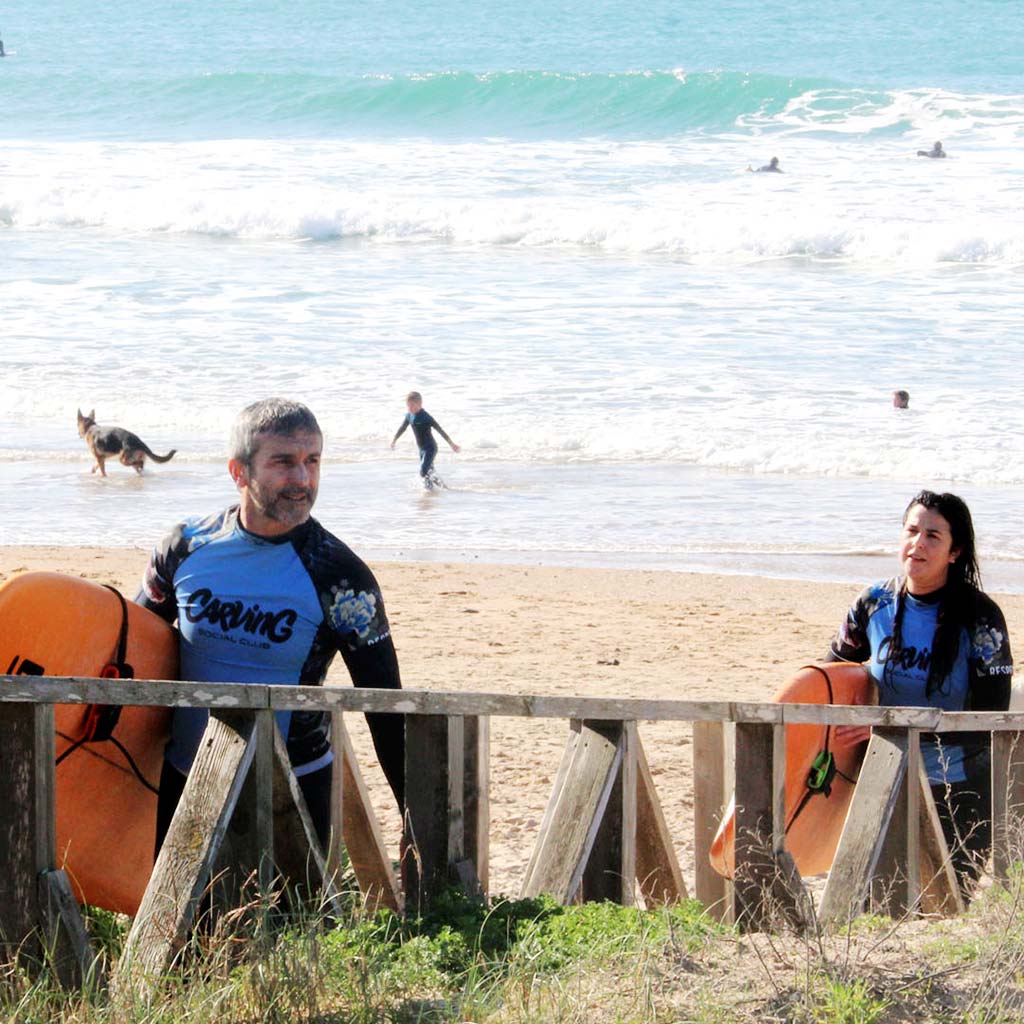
[5,858,1024,1024]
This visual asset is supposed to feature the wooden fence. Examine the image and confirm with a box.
[3,675,1024,993]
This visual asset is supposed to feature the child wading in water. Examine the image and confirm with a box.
[391,391,460,489]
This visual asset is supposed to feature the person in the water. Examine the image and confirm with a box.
[755,156,782,173]
[892,389,910,409]
[918,141,946,159]
[391,390,460,489]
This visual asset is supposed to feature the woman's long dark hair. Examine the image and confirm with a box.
[886,490,982,696]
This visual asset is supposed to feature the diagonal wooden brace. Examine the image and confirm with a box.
[334,715,402,913]
[117,710,259,988]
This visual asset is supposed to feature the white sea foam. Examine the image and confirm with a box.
[1,125,1023,265]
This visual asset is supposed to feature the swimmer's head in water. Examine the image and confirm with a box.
[770,156,779,168]
[892,390,910,409]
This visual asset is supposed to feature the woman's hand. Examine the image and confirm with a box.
[834,724,871,747]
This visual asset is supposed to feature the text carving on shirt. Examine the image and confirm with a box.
[877,634,931,673]
[184,588,298,643]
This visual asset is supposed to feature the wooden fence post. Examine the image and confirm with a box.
[0,702,92,986]
[732,722,775,931]
[462,714,490,896]
[993,731,1024,882]
[693,720,729,921]
[403,715,489,911]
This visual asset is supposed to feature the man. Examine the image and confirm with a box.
[892,389,910,409]
[918,141,947,159]
[137,398,404,853]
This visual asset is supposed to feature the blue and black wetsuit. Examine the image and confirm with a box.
[392,409,455,478]
[136,506,404,851]
[827,576,1012,892]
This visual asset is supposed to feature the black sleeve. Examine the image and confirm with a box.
[391,418,409,445]
[826,586,874,664]
[340,629,405,809]
[323,556,405,809]
[425,412,455,447]
[134,522,187,624]
[966,595,1013,713]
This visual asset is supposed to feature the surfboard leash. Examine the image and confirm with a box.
[54,585,159,795]
[784,664,861,834]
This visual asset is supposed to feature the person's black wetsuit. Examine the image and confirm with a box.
[392,409,455,478]
[136,506,404,853]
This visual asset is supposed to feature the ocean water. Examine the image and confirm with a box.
[2,0,1023,588]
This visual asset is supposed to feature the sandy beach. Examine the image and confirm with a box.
[4,545,1023,897]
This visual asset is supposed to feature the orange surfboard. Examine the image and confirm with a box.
[0,571,176,915]
[710,662,875,879]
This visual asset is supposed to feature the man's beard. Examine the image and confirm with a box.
[249,480,317,529]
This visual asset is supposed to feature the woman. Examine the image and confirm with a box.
[827,490,1013,896]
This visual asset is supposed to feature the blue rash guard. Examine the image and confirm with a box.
[136,506,404,806]
[827,577,1013,784]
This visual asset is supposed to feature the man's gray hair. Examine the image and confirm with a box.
[229,398,322,466]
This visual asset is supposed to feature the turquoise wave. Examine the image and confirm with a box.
[8,68,899,139]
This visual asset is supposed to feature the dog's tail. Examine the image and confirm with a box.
[141,445,177,464]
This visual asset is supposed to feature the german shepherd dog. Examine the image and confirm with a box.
[77,409,177,476]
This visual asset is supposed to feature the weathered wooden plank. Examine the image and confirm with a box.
[917,758,964,917]
[522,720,581,895]
[39,869,95,988]
[771,849,813,934]
[0,676,267,709]
[819,728,909,927]
[402,715,490,909]
[992,731,1024,882]
[937,712,1024,733]
[214,709,277,909]
[692,721,728,918]
[278,687,772,722]
[4,676,1023,731]
[0,703,55,966]
[521,721,624,903]
[635,733,687,905]
[733,722,776,931]
[871,741,912,916]
[335,716,402,913]
[116,711,257,989]
[254,710,276,893]
[783,704,942,729]
[462,716,490,896]
[905,731,922,905]
[268,723,342,913]
[403,715,451,911]
[771,723,787,852]
[447,715,466,864]
[581,721,637,905]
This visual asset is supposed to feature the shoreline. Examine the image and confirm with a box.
[4,545,1023,896]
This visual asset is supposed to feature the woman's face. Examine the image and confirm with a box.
[900,504,961,594]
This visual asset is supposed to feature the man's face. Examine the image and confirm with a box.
[230,429,322,536]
